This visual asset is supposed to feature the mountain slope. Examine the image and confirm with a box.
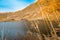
[0,0,60,22]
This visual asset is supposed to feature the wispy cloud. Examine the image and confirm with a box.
[0,0,35,12]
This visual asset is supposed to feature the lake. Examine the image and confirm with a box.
[0,20,28,39]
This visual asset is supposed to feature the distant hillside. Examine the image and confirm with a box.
[0,0,60,22]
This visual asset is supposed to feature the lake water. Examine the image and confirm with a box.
[0,21,28,39]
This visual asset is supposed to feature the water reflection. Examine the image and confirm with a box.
[0,21,27,40]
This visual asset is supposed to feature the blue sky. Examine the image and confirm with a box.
[0,0,36,12]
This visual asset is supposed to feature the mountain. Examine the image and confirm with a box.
[0,0,60,22]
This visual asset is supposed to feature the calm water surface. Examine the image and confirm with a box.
[0,21,27,38]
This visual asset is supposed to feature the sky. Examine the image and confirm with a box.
[0,0,36,12]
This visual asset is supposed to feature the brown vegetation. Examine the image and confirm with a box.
[0,0,60,40]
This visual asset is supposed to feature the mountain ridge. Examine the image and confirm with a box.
[0,0,60,22]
